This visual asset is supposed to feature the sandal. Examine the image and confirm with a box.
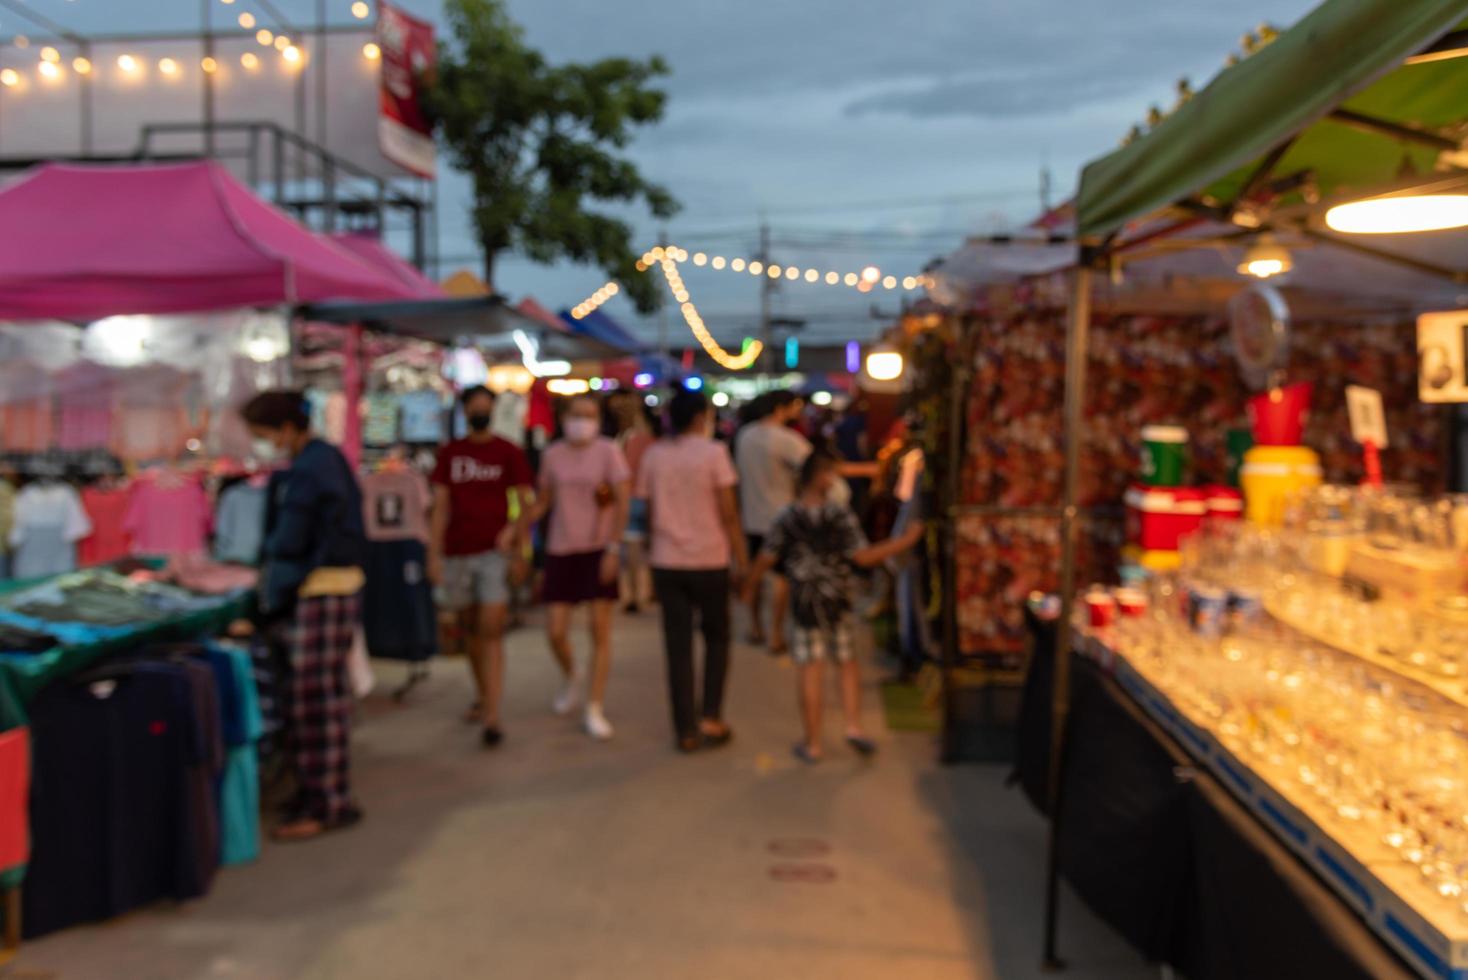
[846,735,879,758]
[271,805,363,842]
[676,735,702,754]
[793,743,823,765]
[699,722,733,748]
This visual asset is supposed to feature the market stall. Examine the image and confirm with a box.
[971,2,1468,976]
[0,159,420,948]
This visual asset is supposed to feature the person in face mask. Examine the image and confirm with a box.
[428,386,536,748]
[520,394,630,740]
[240,390,367,841]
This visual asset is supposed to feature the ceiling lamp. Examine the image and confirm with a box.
[117,54,140,74]
[1237,236,1292,279]
[1325,194,1468,234]
[72,56,92,75]
[362,42,381,60]
[865,348,904,382]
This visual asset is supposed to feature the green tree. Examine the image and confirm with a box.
[428,0,678,312]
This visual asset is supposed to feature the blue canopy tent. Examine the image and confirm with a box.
[558,308,644,354]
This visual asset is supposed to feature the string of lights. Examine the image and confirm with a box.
[630,244,932,294]
[0,2,379,88]
[658,254,761,371]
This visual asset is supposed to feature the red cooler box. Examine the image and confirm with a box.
[1125,485,1207,552]
[1204,486,1244,524]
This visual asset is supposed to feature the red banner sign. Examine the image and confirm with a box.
[377,2,437,179]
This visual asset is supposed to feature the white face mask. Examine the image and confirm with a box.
[252,437,282,462]
[564,417,599,444]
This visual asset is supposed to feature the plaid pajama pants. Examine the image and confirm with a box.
[287,592,361,823]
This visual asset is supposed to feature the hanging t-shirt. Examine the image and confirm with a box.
[55,362,116,452]
[540,438,630,555]
[213,482,268,566]
[430,437,534,557]
[124,474,211,556]
[0,359,53,453]
[79,485,133,566]
[0,478,14,557]
[399,391,445,443]
[361,470,431,544]
[362,394,400,447]
[112,366,191,462]
[10,482,92,579]
[492,392,528,447]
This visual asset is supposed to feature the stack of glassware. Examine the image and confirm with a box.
[1095,485,1468,922]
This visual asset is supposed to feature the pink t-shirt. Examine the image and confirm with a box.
[124,474,212,556]
[635,435,738,570]
[541,437,631,556]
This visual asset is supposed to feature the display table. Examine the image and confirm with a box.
[1017,617,1423,980]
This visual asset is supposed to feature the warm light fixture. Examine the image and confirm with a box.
[804,269,819,283]
[13,36,28,50]
[201,56,218,73]
[711,256,726,270]
[39,46,58,63]
[712,392,730,408]
[362,41,381,60]
[1237,236,1292,279]
[282,45,302,64]
[274,35,291,51]
[902,276,918,289]
[825,271,839,285]
[0,69,19,87]
[748,260,764,275]
[37,60,60,80]
[730,258,745,272]
[861,265,881,284]
[866,349,904,382]
[693,252,707,266]
[1325,194,1468,235]
[72,56,91,74]
[843,272,859,286]
[811,391,833,407]
[547,379,591,396]
[241,51,259,69]
[257,29,274,46]
[352,1,371,18]
[117,54,139,73]
[882,275,898,289]
[238,11,255,28]
[158,57,180,76]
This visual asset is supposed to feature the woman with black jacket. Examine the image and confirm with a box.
[241,391,367,842]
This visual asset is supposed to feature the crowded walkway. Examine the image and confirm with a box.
[13,609,1147,980]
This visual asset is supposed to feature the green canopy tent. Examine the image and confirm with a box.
[1043,0,1468,968]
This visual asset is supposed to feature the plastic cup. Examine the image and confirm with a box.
[1248,382,1312,446]
[1140,425,1189,486]
[1086,591,1117,628]
[1116,588,1149,618]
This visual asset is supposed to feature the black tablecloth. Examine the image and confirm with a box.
[1015,622,1416,980]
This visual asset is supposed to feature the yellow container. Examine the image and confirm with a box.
[1240,446,1322,526]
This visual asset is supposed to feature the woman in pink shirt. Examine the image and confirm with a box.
[523,396,630,740]
[635,389,748,753]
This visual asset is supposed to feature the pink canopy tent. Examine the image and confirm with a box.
[0,160,415,322]
[329,232,445,300]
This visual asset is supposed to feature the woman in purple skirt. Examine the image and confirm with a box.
[526,395,630,740]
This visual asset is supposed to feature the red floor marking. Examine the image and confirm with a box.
[767,838,832,858]
[768,863,838,884]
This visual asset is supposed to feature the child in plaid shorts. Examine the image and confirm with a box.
[745,451,924,764]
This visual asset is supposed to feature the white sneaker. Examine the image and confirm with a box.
[584,704,614,741]
[553,673,584,716]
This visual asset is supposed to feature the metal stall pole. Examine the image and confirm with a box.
[202,0,216,156]
[1040,260,1094,971]
[940,354,970,764]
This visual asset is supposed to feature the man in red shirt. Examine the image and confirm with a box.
[428,386,536,748]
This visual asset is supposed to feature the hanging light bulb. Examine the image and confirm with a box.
[238,11,256,28]
[351,1,371,17]
[241,51,260,70]
[784,267,799,281]
[362,41,381,60]
[693,252,707,266]
[72,56,92,75]
[0,68,19,86]
[257,29,275,46]
[730,258,745,272]
[13,36,28,50]
[1236,235,1293,278]
[39,46,59,63]
[825,272,839,285]
[282,45,302,65]
[748,261,763,275]
[274,35,291,51]
[159,57,180,76]
[711,256,726,270]
[117,54,140,73]
[882,275,898,289]
[201,56,219,73]
[844,273,859,286]
[766,264,781,278]
[37,60,61,80]
[860,265,881,284]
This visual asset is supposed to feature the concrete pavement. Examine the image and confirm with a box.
[12,609,1150,979]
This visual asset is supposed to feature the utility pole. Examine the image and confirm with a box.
[658,227,670,365]
[758,221,773,374]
